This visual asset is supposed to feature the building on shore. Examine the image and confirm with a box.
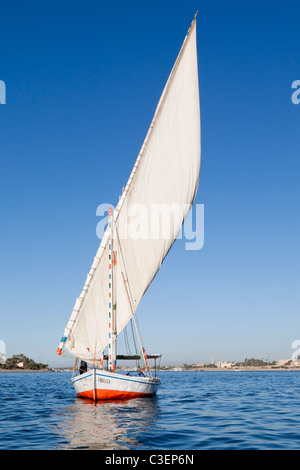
[277,359,290,366]
[215,361,234,369]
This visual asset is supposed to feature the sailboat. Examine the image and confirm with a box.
[56,12,201,402]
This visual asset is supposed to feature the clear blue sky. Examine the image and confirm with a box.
[0,0,299,367]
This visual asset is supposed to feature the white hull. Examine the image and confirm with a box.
[72,368,161,401]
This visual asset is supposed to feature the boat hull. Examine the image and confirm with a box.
[72,369,161,401]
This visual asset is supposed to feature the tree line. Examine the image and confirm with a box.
[0,354,48,370]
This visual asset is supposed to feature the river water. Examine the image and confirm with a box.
[1,370,300,450]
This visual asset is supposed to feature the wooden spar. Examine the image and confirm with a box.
[112,232,117,371]
[56,13,198,357]
[108,207,113,371]
[121,272,152,377]
[108,207,116,372]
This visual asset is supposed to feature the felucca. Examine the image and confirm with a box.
[57,12,201,401]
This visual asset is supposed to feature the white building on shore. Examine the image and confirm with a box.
[215,361,234,369]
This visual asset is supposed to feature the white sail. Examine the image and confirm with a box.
[58,17,201,363]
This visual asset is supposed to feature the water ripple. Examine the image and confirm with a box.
[1,371,300,449]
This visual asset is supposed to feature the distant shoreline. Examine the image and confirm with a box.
[1,367,300,373]
[160,367,300,372]
[0,368,51,373]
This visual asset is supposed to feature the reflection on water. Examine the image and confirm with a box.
[56,396,161,450]
[2,372,300,449]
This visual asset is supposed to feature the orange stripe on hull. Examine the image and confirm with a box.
[77,388,155,401]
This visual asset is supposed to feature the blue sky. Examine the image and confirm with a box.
[0,0,299,367]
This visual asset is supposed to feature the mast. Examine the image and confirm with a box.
[108,207,117,372]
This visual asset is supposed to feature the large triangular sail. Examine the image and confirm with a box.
[57,15,201,363]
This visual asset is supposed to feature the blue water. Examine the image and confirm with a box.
[1,370,300,449]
